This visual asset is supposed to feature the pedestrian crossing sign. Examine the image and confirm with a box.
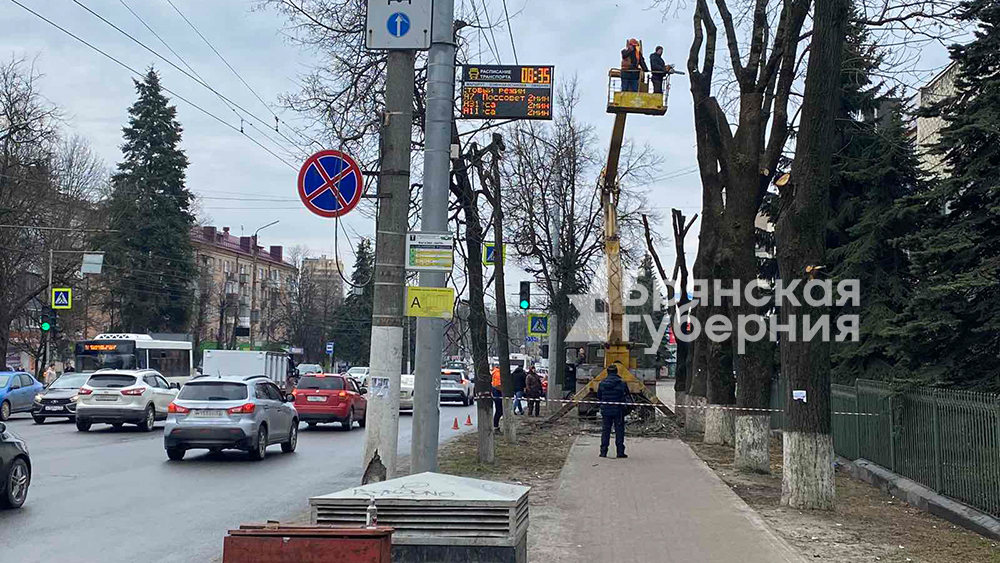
[528,314,549,336]
[482,242,505,265]
[52,288,72,310]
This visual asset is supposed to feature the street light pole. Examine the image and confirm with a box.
[249,220,279,346]
[411,0,457,474]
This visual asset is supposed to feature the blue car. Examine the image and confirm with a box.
[0,372,44,421]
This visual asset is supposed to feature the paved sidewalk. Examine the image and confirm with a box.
[542,436,804,563]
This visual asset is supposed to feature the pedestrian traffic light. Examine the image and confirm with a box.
[40,313,51,332]
[519,281,530,310]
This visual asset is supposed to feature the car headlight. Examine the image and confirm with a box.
[70,395,79,403]
[34,393,43,403]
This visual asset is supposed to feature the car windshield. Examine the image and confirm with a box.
[178,382,248,401]
[0,375,11,387]
[50,374,90,389]
[297,364,322,374]
[297,376,344,390]
[87,374,137,388]
[348,367,366,374]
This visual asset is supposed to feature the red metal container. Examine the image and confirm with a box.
[223,525,393,563]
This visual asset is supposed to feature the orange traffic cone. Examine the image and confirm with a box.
[452,417,460,430]
[465,415,473,426]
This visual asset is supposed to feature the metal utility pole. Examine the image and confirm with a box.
[45,248,53,374]
[411,0,457,474]
[361,49,416,484]
[249,220,279,346]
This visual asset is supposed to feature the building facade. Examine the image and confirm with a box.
[915,62,959,177]
[301,255,346,308]
[190,226,297,349]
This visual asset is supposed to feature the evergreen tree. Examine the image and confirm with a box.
[329,238,375,365]
[95,68,195,333]
[892,0,1000,390]
[825,20,927,384]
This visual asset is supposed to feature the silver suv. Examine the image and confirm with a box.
[76,369,179,432]
[163,375,298,461]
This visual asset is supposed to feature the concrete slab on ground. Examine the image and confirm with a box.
[543,436,805,563]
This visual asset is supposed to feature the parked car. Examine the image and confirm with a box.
[440,369,472,406]
[31,372,90,424]
[400,374,414,412]
[163,375,298,461]
[293,374,367,430]
[75,369,179,432]
[0,421,30,509]
[0,372,44,421]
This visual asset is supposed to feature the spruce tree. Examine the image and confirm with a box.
[96,68,195,333]
[330,238,375,365]
[826,20,926,384]
[893,0,1000,390]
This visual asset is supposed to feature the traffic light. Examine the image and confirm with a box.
[40,313,51,332]
[519,281,530,310]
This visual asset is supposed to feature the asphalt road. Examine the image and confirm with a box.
[0,402,476,563]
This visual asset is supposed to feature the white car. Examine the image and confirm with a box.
[346,367,370,385]
[75,369,179,432]
[440,369,473,406]
[400,374,414,411]
[296,364,323,376]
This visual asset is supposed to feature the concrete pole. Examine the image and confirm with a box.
[361,49,416,485]
[411,0,457,474]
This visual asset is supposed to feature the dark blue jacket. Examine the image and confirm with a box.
[597,372,628,417]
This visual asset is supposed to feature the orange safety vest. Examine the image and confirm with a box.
[491,367,502,388]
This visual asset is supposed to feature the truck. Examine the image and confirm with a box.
[201,350,289,387]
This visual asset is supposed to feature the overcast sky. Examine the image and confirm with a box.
[1,0,954,305]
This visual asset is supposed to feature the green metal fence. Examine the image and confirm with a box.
[770,378,1000,519]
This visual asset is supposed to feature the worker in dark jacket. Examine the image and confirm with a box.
[512,366,527,415]
[596,363,628,458]
[650,46,668,94]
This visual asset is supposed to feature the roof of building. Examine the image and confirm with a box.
[191,226,294,269]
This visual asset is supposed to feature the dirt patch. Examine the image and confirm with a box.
[685,434,1000,563]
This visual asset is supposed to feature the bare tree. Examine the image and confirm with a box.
[0,58,104,370]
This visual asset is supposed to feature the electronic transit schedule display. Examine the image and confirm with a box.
[461,65,554,120]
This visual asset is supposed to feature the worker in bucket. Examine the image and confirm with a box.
[620,38,647,92]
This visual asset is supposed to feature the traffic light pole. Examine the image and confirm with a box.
[44,247,52,379]
[411,0,457,474]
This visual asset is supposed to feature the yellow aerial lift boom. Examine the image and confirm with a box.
[548,53,681,422]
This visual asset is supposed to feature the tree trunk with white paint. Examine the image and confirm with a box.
[782,431,834,509]
[502,397,517,444]
[685,395,707,434]
[703,408,726,444]
[675,390,688,427]
[734,414,770,473]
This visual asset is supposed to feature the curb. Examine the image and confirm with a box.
[837,456,1000,541]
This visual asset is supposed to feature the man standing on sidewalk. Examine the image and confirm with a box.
[597,363,628,459]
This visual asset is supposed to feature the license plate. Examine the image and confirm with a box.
[45,406,63,411]
[192,409,225,418]
[95,395,118,401]
[307,396,327,402]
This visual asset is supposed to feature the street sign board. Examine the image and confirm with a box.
[461,65,554,120]
[366,0,432,50]
[298,149,364,219]
[482,242,505,265]
[326,342,335,355]
[406,232,454,271]
[405,286,455,319]
[528,314,549,336]
[525,336,540,343]
[81,253,104,274]
[52,288,72,310]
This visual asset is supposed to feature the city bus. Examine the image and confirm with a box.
[74,334,194,385]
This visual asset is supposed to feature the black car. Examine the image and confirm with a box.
[31,372,90,424]
[0,421,30,509]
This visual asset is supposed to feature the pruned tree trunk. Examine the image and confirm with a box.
[776,0,849,510]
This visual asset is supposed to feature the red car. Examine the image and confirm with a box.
[293,374,367,430]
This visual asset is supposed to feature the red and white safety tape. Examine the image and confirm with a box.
[471,394,880,417]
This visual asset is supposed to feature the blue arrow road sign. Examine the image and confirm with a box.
[388,12,411,38]
[326,342,335,354]
[525,336,540,343]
